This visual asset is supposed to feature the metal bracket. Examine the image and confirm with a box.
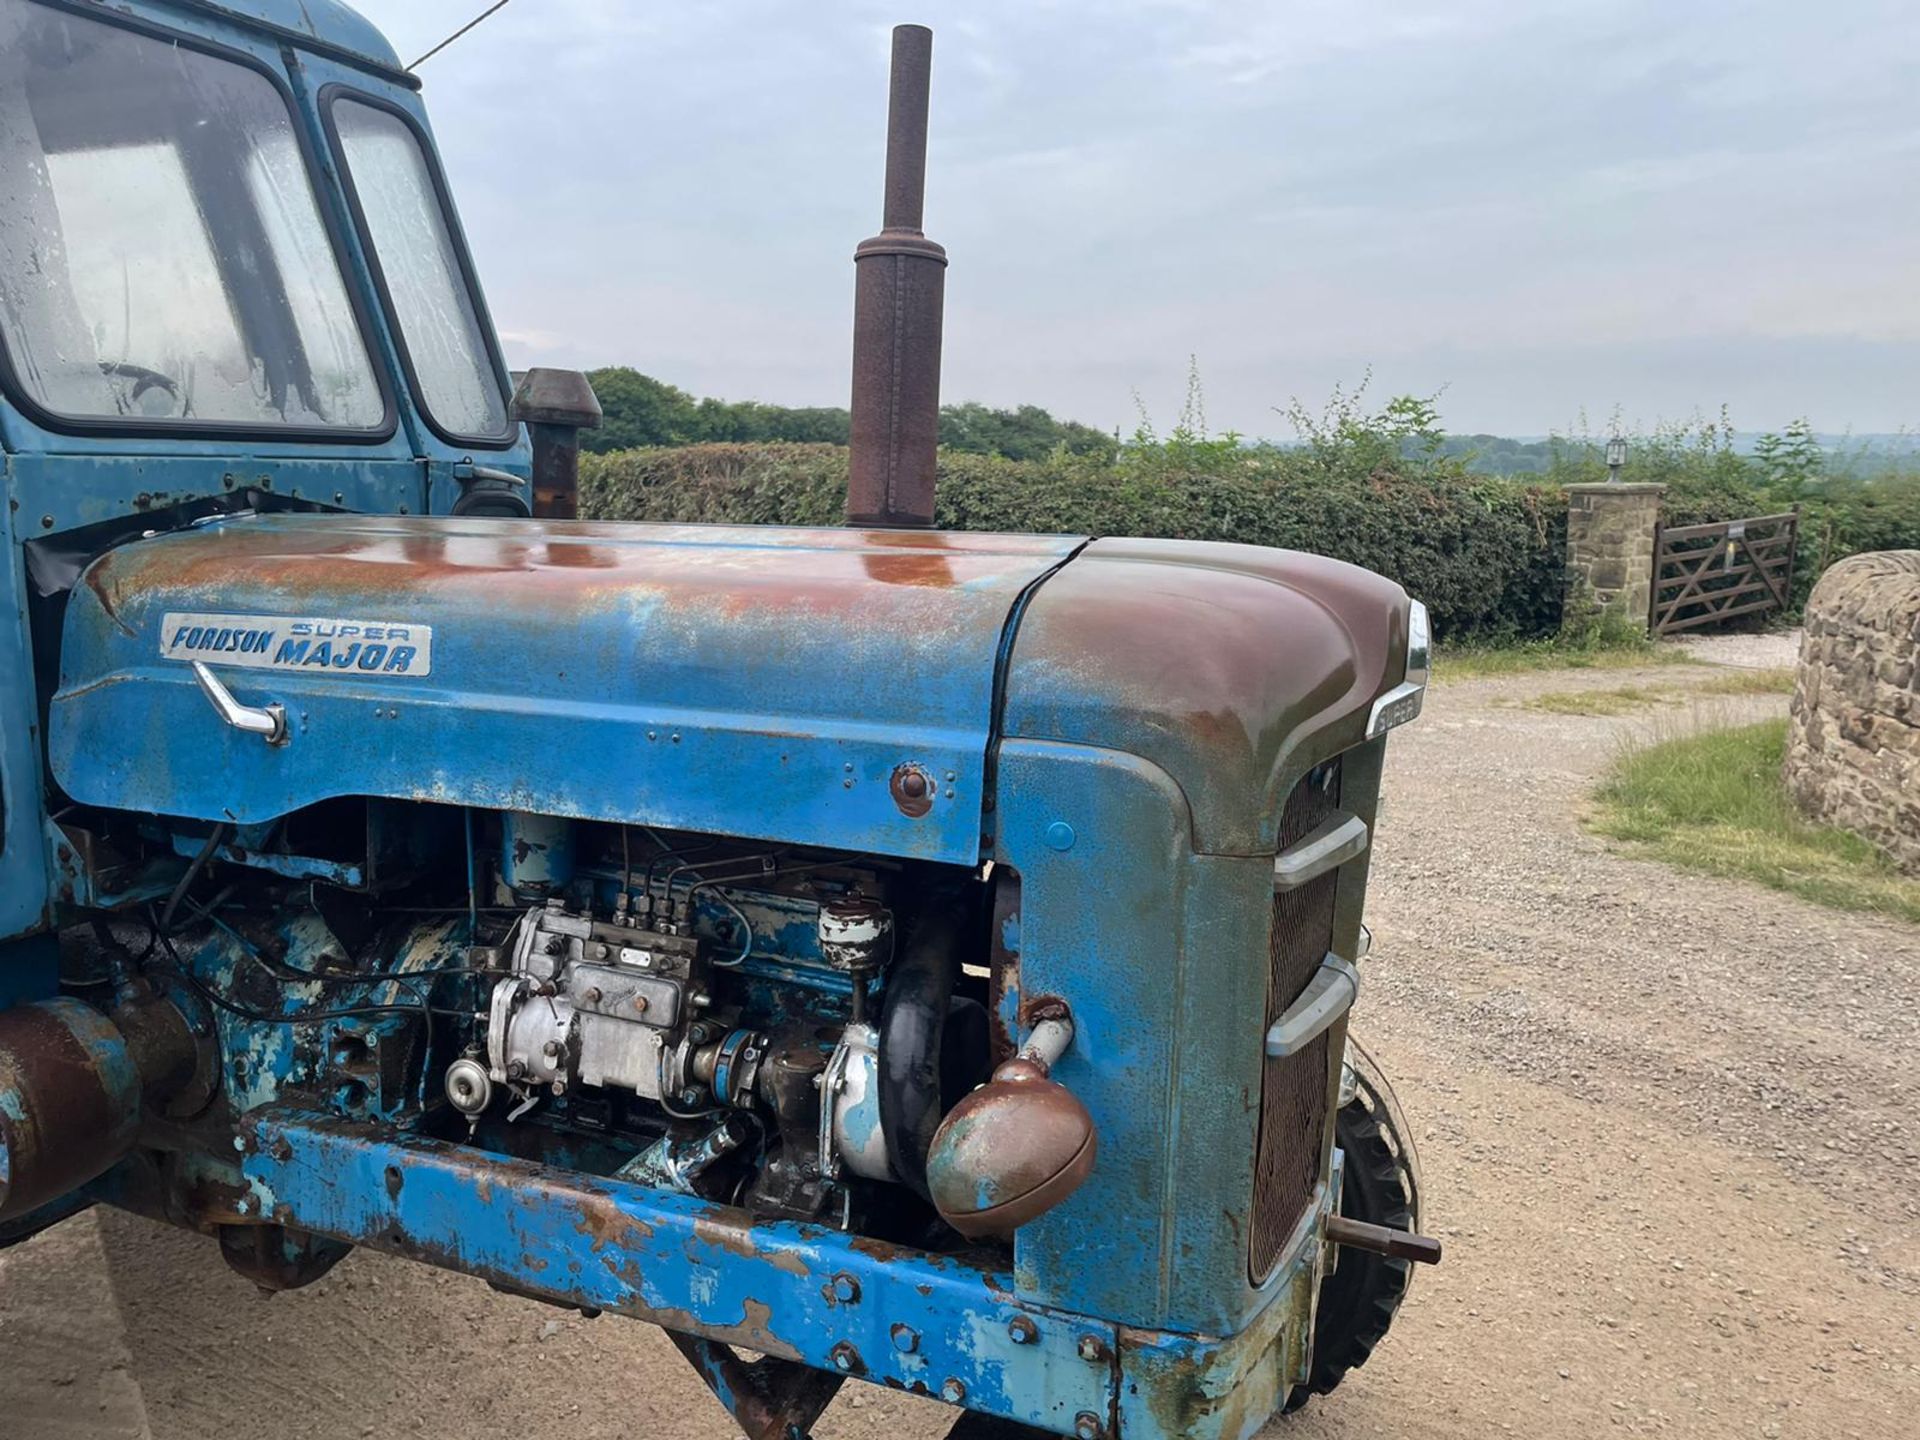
[817,1029,855,1181]
[1271,812,1369,892]
[668,1332,844,1440]
[190,661,287,746]
[1265,954,1359,1058]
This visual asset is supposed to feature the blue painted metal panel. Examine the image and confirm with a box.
[1116,1253,1321,1440]
[0,513,49,944]
[238,1108,1316,1440]
[242,1110,1117,1433]
[49,514,1083,865]
[991,740,1301,1336]
[6,455,425,537]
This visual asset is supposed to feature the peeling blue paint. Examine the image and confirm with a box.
[242,1108,1318,1440]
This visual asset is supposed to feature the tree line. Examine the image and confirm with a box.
[581,367,1118,462]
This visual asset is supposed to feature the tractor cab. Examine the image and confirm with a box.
[0,0,525,500]
[0,0,566,953]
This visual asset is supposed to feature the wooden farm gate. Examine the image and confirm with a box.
[1649,510,1799,635]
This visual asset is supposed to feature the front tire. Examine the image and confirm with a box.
[1285,1063,1420,1410]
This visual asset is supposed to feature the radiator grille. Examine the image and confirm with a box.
[1249,760,1342,1281]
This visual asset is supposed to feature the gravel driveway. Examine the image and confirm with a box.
[3,655,1914,1440]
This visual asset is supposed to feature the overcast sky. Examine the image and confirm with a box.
[354,1,1919,439]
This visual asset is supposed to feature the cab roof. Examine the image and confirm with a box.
[175,0,412,84]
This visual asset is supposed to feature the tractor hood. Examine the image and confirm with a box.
[50,514,1080,865]
[1001,536,1415,855]
[49,515,1414,863]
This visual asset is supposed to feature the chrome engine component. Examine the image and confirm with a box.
[456,886,911,1215]
[688,1025,769,1109]
[817,896,890,972]
[444,1056,493,1117]
[823,1020,890,1181]
[485,902,709,1104]
[819,894,891,1028]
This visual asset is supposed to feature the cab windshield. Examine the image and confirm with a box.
[0,0,386,432]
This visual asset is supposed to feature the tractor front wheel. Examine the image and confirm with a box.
[1284,1056,1421,1411]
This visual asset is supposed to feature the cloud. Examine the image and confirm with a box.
[352,0,1920,434]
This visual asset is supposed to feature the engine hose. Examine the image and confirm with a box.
[160,823,229,935]
[877,903,965,1201]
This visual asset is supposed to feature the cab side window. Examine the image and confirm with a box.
[328,97,512,445]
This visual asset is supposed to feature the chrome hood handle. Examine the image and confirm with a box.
[190,661,287,746]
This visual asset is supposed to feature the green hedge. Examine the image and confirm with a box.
[580,444,1567,638]
[579,444,1920,640]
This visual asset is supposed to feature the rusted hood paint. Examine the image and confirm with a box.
[1001,538,1412,856]
[50,514,1079,864]
[50,517,1409,863]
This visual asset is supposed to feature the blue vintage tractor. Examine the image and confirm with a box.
[0,4,1438,1437]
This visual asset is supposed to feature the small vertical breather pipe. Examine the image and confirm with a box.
[846,24,947,529]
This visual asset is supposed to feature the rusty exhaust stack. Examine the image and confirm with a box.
[846,24,946,529]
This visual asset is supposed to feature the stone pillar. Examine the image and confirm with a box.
[1785,551,1920,874]
[1563,483,1665,629]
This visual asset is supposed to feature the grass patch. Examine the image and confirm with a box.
[1438,637,1697,680]
[1524,684,1681,717]
[1693,666,1797,696]
[1521,667,1797,716]
[1590,718,1920,924]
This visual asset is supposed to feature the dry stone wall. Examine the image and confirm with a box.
[1785,551,1920,873]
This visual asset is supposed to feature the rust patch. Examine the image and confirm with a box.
[889,763,934,818]
[692,1213,761,1261]
[0,1001,136,1221]
[574,1190,656,1250]
[1017,993,1071,1027]
[99,517,1056,611]
[859,552,958,587]
[655,1301,802,1362]
[1002,538,1401,853]
[852,528,958,549]
[767,1247,809,1277]
[683,1209,812,1277]
[844,1231,1005,1278]
[845,1233,917,1264]
[83,553,136,639]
